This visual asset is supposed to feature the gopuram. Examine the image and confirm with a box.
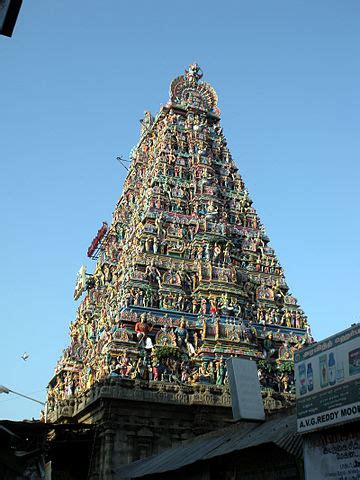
[47,64,313,477]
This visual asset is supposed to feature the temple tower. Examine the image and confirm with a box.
[47,65,312,478]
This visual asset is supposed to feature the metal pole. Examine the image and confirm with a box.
[0,386,45,406]
[8,389,45,406]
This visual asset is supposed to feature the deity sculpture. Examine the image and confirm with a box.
[135,314,153,350]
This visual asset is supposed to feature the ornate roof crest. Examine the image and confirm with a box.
[169,64,220,115]
[185,63,203,83]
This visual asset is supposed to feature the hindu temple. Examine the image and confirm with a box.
[46,64,313,478]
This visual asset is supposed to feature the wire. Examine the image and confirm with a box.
[116,156,130,172]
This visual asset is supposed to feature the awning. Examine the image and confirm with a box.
[115,412,302,478]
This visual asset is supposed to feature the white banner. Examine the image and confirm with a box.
[304,430,360,480]
[74,265,87,300]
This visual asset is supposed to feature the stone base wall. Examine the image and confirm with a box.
[47,379,296,479]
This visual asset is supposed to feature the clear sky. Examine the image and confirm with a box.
[1,1,359,420]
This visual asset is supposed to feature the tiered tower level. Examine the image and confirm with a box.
[47,65,313,420]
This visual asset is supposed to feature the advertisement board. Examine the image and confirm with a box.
[295,324,360,433]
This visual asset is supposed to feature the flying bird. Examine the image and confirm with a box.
[21,352,29,361]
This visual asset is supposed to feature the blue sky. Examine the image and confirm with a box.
[0,1,359,420]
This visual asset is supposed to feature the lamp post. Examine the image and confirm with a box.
[0,385,45,406]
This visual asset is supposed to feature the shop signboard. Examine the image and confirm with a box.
[295,324,360,433]
[304,430,360,480]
